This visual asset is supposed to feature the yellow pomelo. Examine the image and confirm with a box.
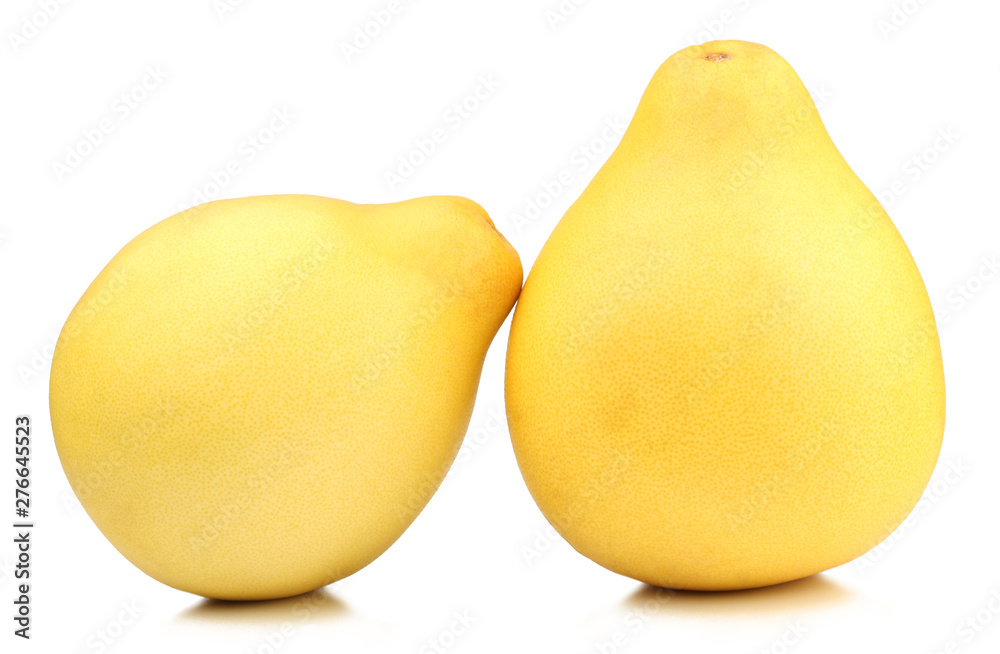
[51,194,521,600]
[505,41,944,590]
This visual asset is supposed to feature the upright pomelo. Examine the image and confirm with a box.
[505,41,944,590]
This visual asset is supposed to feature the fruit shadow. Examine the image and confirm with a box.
[623,574,855,619]
[177,588,351,627]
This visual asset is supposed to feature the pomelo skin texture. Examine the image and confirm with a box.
[51,194,522,600]
[505,41,945,591]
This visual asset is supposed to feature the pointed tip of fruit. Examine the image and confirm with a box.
[424,195,521,269]
[676,40,780,63]
[377,195,523,314]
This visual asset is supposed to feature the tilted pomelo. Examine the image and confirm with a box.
[505,41,944,590]
[51,194,522,600]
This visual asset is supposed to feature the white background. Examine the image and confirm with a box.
[2,0,999,652]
